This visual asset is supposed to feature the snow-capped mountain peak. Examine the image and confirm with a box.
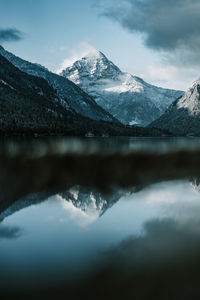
[0,45,119,123]
[60,50,184,126]
[61,50,122,85]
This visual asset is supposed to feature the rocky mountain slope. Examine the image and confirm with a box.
[0,45,118,124]
[0,53,165,136]
[0,53,75,134]
[60,50,183,126]
[150,79,200,136]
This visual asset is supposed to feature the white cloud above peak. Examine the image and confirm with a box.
[56,42,100,74]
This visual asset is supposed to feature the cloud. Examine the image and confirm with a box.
[104,218,198,267]
[0,28,23,43]
[82,217,200,299]
[0,224,21,239]
[103,0,200,68]
[57,42,99,74]
[140,63,200,90]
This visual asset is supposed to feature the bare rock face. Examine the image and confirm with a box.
[60,50,183,126]
[150,80,200,136]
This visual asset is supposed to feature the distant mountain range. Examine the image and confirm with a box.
[0,45,117,124]
[150,79,200,136]
[0,53,119,135]
[60,50,183,126]
[0,45,167,137]
[3,44,200,137]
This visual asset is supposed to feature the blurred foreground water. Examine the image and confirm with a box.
[2,137,200,299]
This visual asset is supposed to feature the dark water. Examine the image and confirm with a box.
[2,137,200,299]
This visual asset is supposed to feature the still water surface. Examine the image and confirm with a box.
[1,137,200,299]
[1,180,200,298]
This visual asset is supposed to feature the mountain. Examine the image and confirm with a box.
[0,53,114,135]
[0,52,166,136]
[0,45,118,124]
[60,50,183,126]
[150,79,200,136]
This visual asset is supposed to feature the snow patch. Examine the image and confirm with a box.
[57,42,101,74]
[60,49,183,126]
[57,195,100,227]
[0,79,15,90]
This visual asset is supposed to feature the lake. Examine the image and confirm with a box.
[1,137,200,299]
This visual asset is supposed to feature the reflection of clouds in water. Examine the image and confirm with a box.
[0,224,21,239]
[1,181,200,298]
[75,182,200,298]
[54,181,200,229]
[162,201,200,225]
[136,180,200,223]
[105,218,200,269]
[57,195,100,227]
[130,180,199,205]
[88,217,200,299]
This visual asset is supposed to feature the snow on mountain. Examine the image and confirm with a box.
[60,186,124,219]
[60,50,184,126]
[150,79,200,136]
[0,187,124,226]
[0,45,118,124]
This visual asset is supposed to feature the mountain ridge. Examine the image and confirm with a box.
[0,45,119,124]
[60,49,184,126]
[150,79,200,136]
[0,52,166,137]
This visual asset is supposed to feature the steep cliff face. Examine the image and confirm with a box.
[60,50,183,126]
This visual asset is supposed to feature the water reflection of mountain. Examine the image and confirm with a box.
[0,193,49,222]
[2,176,200,223]
[2,183,200,299]
[191,177,200,193]
[60,186,125,217]
[0,187,125,223]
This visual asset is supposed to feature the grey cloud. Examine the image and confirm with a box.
[83,218,200,299]
[104,219,200,269]
[0,28,23,43]
[0,225,21,239]
[103,0,200,67]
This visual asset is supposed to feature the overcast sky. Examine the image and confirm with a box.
[0,0,200,90]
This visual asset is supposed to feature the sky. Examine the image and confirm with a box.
[0,0,200,90]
